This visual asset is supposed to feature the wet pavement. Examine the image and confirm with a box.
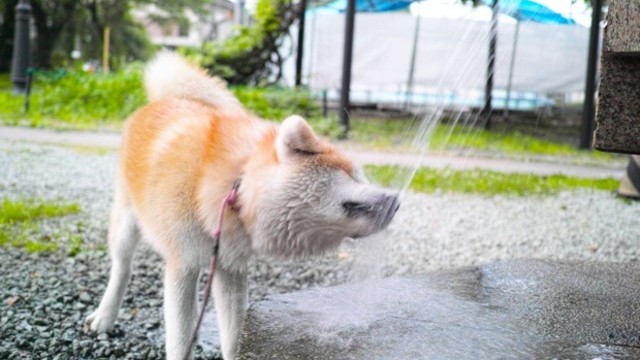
[238,259,640,359]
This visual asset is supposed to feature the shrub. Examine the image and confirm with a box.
[195,0,298,85]
[0,67,145,128]
[0,67,319,129]
[233,86,320,120]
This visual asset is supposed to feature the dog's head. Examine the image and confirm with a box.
[240,116,400,258]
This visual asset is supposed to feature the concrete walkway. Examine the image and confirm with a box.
[238,259,640,360]
[0,126,624,179]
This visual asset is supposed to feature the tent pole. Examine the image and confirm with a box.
[579,0,602,149]
[504,13,520,120]
[339,0,356,136]
[295,0,307,87]
[405,11,421,110]
[482,0,499,130]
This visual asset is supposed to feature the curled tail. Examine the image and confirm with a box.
[144,51,240,109]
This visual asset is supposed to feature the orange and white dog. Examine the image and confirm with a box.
[85,52,400,359]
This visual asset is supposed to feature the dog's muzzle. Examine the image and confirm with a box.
[374,193,400,230]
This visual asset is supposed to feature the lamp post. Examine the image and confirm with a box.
[10,0,31,94]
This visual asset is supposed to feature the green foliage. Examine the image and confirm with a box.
[429,124,577,156]
[67,234,84,257]
[0,0,17,73]
[233,86,320,120]
[0,68,320,128]
[0,198,81,254]
[340,116,617,162]
[0,67,145,128]
[0,0,208,71]
[0,68,615,164]
[196,0,298,84]
[0,198,80,224]
[366,165,619,197]
[23,238,60,253]
[68,0,156,69]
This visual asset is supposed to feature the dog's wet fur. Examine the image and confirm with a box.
[85,52,400,359]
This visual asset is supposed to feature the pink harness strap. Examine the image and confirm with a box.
[183,179,240,360]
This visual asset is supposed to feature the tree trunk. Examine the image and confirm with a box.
[0,0,18,72]
[30,0,77,69]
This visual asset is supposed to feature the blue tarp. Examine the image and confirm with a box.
[314,0,414,13]
[315,0,576,25]
[483,0,576,24]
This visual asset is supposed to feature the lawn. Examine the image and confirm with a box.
[0,69,620,165]
[366,165,619,197]
[0,198,82,254]
[338,115,619,163]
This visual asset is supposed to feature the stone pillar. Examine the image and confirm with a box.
[594,1,640,153]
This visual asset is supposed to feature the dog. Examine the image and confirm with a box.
[85,52,400,359]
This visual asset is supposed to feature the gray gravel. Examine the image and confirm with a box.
[1,139,640,359]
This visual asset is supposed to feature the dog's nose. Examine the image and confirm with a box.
[376,193,400,228]
[387,194,400,218]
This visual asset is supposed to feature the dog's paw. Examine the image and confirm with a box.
[84,309,116,333]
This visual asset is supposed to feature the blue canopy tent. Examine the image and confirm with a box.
[314,0,414,13]
[491,0,575,24]
[311,0,415,130]
[310,0,579,120]
[484,0,577,117]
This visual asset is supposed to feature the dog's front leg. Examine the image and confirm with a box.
[164,263,199,360]
[213,265,248,360]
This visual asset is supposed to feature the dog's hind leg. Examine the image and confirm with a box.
[163,261,199,360]
[86,188,140,333]
[213,265,248,360]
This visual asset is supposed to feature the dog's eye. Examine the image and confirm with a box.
[342,201,371,217]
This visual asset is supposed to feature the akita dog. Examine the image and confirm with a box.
[85,52,400,359]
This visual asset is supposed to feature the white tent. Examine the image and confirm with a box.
[293,6,589,110]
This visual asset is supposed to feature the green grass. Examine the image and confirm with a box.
[0,68,319,129]
[431,124,573,155]
[365,165,619,197]
[0,198,80,223]
[0,69,616,162]
[338,116,617,162]
[0,198,81,253]
[0,67,146,129]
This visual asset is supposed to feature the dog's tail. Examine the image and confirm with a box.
[144,51,240,109]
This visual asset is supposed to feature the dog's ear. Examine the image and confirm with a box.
[276,115,322,161]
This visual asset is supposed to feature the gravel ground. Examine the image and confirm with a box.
[2,140,640,359]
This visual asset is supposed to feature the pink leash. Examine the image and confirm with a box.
[183,179,240,360]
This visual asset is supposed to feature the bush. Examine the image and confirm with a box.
[194,0,298,85]
[0,67,145,128]
[0,67,320,129]
[233,86,320,120]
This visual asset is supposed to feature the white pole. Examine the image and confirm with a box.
[405,11,421,110]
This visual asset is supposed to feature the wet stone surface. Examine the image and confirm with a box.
[239,259,640,360]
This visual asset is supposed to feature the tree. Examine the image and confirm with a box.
[0,0,18,73]
[75,0,210,68]
[74,0,152,67]
[30,0,78,69]
[198,0,300,85]
[0,0,209,71]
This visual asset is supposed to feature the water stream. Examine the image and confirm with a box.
[349,1,548,281]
